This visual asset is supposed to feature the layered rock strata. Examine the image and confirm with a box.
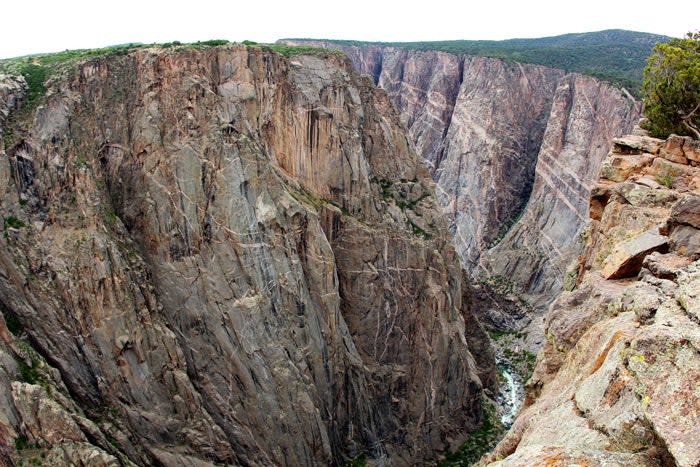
[482,133,700,466]
[0,46,493,465]
[283,41,641,312]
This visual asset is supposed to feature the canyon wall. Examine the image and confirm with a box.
[284,41,642,312]
[0,47,493,465]
[483,133,700,466]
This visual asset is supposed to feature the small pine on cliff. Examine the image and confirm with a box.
[642,31,700,139]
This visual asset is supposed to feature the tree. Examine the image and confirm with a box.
[641,32,700,140]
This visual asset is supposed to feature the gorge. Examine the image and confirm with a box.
[282,39,642,317]
[0,32,698,467]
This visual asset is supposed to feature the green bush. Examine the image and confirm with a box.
[198,39,230,46]
[641,31,700,139]
[4,215,26,229]
[439,402,504,466]
[19,64,48,104]
[655,169,675,188]
[267,44,344,58]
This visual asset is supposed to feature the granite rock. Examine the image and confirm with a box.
[0,47,492,465]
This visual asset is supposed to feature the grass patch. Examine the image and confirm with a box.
[14,434,39,452]
[377,178,393,199]
[241,41,344,58]
[3,312,22,335]
[19,64,48,104]
[486,201,527,249]
[73,154,90,169]
[3,216,26,229]
[407,219,432,240]
[0,44,138,77]
[160,39,230,49]
[439,401,505,466]
[655,169,675,188]
[482,275,514,295]
[342,454,367,467]
[502,348,537,380]
[13,341,51,391]
[265,44,344,58]
[487,329,525,341]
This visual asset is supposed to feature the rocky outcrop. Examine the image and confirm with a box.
[0,46,493,465]
[282,40,641,315]
[0,75,26,129]
[482,133,700,466]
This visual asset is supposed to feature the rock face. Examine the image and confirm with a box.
[482,133,700,466]
[0,75,26,126]
[283,41,641,312]
[0,47,493,465]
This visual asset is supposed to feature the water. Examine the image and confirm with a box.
[496,359,522,428]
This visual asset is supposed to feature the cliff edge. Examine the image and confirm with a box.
[0,45,493,466]
[482,132,700,466]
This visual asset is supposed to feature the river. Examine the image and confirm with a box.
[496,358,523,428]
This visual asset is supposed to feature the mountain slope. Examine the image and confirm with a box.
[283,30,668,93]
[284,40,641,323]
[0,45,493,465]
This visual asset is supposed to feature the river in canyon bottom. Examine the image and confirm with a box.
[496,358,524,428]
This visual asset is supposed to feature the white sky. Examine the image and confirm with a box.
[1,0,698,59]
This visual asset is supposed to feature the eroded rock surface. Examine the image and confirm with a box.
[0,47,493,465]
[282,41,641,315]
[482,133,700,467]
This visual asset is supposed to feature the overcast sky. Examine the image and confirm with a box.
[1,0,698,59]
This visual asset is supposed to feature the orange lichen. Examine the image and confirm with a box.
[589,330,625,375]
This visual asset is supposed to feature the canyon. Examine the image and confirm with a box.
[283,40,642,319]
[0,46,493,465]
[0,37,697,467]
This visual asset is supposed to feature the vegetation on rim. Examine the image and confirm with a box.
[641,31,700,139]
[285,29,670,96]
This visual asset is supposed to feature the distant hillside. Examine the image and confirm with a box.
[283,30,669,95]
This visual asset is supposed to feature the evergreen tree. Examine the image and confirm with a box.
[642,32,700,139]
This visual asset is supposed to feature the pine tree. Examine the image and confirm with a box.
[642,32,700,139]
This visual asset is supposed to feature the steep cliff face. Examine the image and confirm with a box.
[481,75,642,309]
[482,133,700,466]
[0,46,493,465]
[283,41,641,314]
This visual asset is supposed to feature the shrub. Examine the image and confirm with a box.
[3,215,26,229]
[198,39,229,46]
[19,63,48,104]
[642,32,700,139]
[655,169,675,188]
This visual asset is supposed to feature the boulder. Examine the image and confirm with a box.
[599,153,654,182]
[667,195,700,258]
[684,138,700,163]
[601,228,669,279]
[671,195,700,229]
[612,135,663,155]
[641,252,692,280]
[659,135,690,164]
[669,225,700,259]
